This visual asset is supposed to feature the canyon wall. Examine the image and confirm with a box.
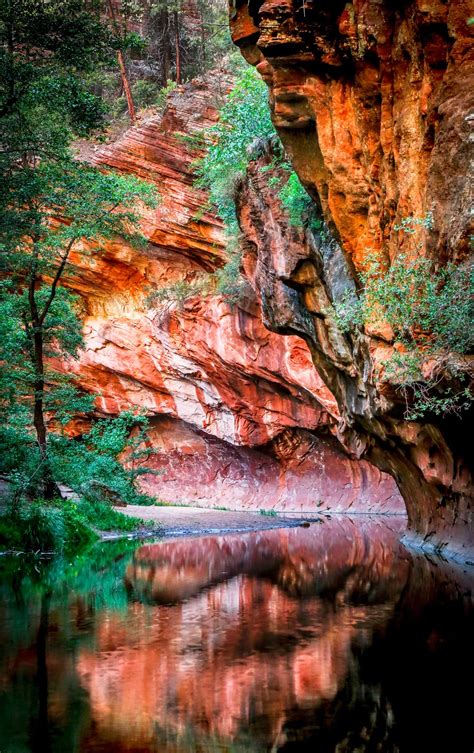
[230,0,473,559]
[63,76,401,514]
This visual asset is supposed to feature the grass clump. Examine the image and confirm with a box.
[0,496,146,555]
[0,500,95,554]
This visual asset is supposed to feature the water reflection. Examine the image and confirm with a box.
[0,518,472,752]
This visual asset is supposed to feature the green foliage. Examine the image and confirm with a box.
[188,68,322,309]
[0,0,118,166]
[52,412,157,506]
[278,171,315,228]
[195,66,276,236]
[153,79,178,109]
[151,66,272,309]
[330,215,474,418]
[0,411,156,506]
[0,411,157,554]
[0,491,149,553]
[214,250,249,302]
[0,6,158,506]
[157,67,272,307]
[333,252,473,354]
[0,157,157,477]
[105,78,178,120]
[147,276,211,312]
[0,499,97,553]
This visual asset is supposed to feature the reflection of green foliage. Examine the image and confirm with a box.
[0,538,140,618]
[153,722,267,753]
[0,538,142,753]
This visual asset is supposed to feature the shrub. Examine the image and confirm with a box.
[0,411,157,546]
[278,171,313,227]
[330,216,474,418]
[195,66,276,236]
[0,494,148,554]
[333,252,473,354]
[50,412,157,507]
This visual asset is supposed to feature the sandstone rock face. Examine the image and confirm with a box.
[230,1,473,558]
[60,76,402,514]
[137,417,400,513]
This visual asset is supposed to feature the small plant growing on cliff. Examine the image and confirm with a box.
[148,245,250,313]
[277,170,323,230]
[330,215,474,419]
[195,66,276,235]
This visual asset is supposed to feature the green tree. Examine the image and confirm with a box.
[0,0,116,144]
[0,0,158,500]
[0,159,157,498]
[195,66,275,233]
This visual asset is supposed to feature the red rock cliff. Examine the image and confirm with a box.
[60,75,402,515]
[230,1,473,559]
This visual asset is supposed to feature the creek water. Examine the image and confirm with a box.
[0,516,472,753]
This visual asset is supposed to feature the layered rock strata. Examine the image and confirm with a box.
[230,1,473,558]
[61,75,402,513]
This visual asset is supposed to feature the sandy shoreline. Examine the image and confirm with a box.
[113,504,312,539]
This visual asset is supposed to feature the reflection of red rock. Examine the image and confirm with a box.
[54,75,402,513]
[76,520,409,748]
[128,517,407,602]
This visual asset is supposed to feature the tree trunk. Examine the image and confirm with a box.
[31,590,52,753]
[32,328,56,500]
[106,0,136,125]
[161,8,170,86]
[174,10,181,84]
[116,49,136,125]
[27,258,57,500]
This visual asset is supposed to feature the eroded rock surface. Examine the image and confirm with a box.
[230,1,473,558]
[62,76,401,513]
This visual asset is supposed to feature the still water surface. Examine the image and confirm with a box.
[0,516,472,753]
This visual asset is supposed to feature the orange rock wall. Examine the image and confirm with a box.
[60,76,402,514]
[230,1,473,559]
